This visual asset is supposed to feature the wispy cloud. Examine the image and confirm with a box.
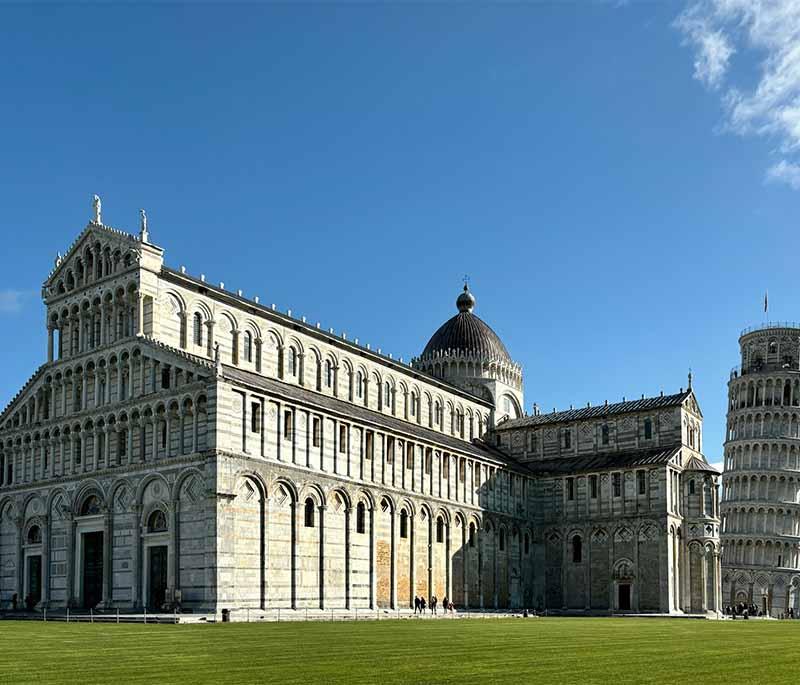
[0,289,34,314]
[675,0,800,188]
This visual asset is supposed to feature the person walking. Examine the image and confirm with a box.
[414,595,420,614]
[442,596,448,616]
[420,596,427,613]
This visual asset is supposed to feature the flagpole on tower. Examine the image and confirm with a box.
[764,290,769,322]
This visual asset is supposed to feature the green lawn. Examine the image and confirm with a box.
[0,617,796,684]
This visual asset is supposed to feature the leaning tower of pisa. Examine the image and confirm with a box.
[722,324,800,616]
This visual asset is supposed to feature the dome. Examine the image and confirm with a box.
[421,285,512,364]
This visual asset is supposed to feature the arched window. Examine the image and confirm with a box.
[325,360,333,388]
[572,535,582,563]
[147,509,167,533]
[436,516,444,543]
[356,502,366,534]
[243,331,253,363]
[357,372,365,399]
[499,529,505,551]
[469,522,476,548]
[304,498,315,528]
[27,525,42,544]
[435,402,442,427]
[80,495,101,516]
[384,382,391,408]
[288,347,298,376]
[400,509,408,538]
[410,393,418,417]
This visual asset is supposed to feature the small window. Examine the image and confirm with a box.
[304,498,315,528]
[602,424,609,445]
[161,422,167,449]
[193,313,203,346]
[283,410,293,440]
[119,429,128,457]
[365,431,374,459]
[572,535,582,563]
[566,477,575,501]
[469,523,476,548]
[590,475,598,499]
[644,418,653,440]
[435,402,442,426]
[356,502,366,534]
[689,479,696,495]
[356,372,365,399]
[443,458,450,479]
[339,424,347,453]
[499,529,505,551]
[637,470,646,495]
[27,526,42,544]
[288,348,298,377]
[243,331,253,363]
[384,382,391,408]
[251,402,261,434]
[563,428,572,449]
[613,472,621,498]
[325,360,333,388]
[147,510,167,533]
[425,450,432,474]
[529,433,537,452]
[406,444,414,469]
[312,417,321,448]
[524,532,530,555]
[459,460,466,482]
[161,368,170,390]
[436,517,444,543]
[410,393,417,417]
[400,510,408,539]
[80,494,100,515]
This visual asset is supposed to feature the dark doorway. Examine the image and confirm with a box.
[618,584,631,611]
[27,556,42,607]
[148,546,168,611]
[82,531,103,608]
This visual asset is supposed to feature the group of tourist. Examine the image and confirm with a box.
[413,595,455,615]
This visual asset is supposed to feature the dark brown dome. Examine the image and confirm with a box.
[421,286,512,363]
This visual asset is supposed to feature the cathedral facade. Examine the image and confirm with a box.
[0,204,720,616]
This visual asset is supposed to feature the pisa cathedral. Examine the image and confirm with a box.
[722,325,800,616]
[0,201,721,616]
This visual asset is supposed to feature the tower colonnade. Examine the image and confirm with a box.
[722,325,800,615]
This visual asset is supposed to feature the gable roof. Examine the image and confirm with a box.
[523,446,682,476]
[683,454,720,474]
[496,390,696,430]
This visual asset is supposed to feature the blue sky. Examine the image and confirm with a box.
[1,2,799,468]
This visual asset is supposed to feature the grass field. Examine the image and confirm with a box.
[0,617,796,684]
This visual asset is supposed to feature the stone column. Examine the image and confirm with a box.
[169,501,179,599]
[136,292,144,336]
[345,506,352,610]
[131,504,142,608]
[369,505,376,609]
[41,514,50,608]
[318,504,326,610]
[65,514,76,607]
[390,507,397,609]
[409,513,415,610]
[290,500,297,609]
[101,507,112,606]
[47,325,54,363]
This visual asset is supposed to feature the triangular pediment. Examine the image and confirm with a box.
[42,223,146,296]
[683,391,703,419]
